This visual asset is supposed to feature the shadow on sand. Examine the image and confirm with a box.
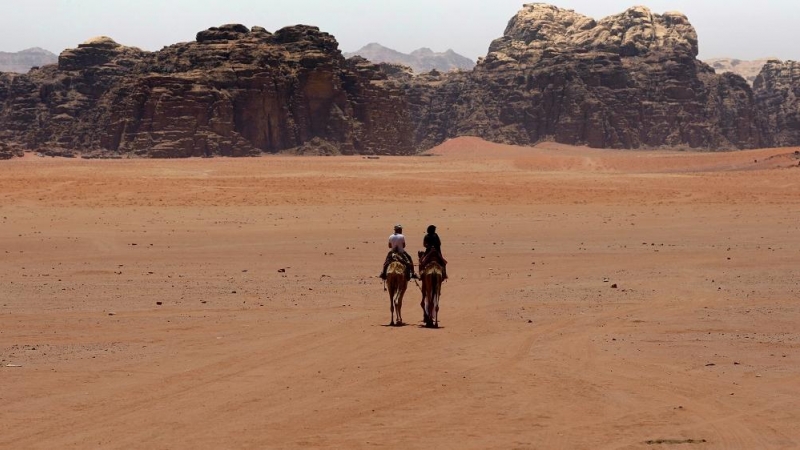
[381,322,410,328]
[379,322,444,329]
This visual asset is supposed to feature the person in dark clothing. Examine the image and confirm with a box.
[420,224,448,280]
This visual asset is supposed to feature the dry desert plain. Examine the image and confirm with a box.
[2,137,800,449]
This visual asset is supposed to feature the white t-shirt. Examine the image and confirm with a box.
[389,233,407,253]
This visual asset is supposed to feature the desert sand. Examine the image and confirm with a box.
[2,137,799,449]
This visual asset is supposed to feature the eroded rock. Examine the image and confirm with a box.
[0,24,416,158]
[2,5,800,158]
[754,60,800,147]
[401,4,767,150]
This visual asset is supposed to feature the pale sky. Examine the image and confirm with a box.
[1,1,796,61]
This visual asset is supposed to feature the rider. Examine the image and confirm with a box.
[380,224,417,280]
[420,224,448,280]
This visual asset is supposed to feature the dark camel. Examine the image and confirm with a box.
[419,258,444,328]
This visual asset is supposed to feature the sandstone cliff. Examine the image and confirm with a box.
[345,43,475,73]
[0,25,415,157]
[754,60,800,147]
[0,140,24,159]
[3,5,800,158]
[401,4,767,150]
[0,47,58,73]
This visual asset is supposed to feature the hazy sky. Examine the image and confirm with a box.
[1,1,796,61]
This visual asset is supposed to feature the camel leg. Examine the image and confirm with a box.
[424,299,433,327]
[396,288,404,325]
[390,291,395,326]
[421,293,429,323]
[434,291,440,327]
[426,282,438,328]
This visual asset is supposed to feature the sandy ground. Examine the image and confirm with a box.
[1,137,800,449]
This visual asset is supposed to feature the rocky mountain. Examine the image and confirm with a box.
[0,25,415,157]
[0,47,58,73]
[399,4,767,150]
[344,43,475,73]
[705,58,773,85]
[2,5,800,158]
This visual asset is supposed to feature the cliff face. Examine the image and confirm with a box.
[3,5,800,158]
[0,139,23,160]
[0,25,415,157]
[754,60,800,147]
[402,4,767,150]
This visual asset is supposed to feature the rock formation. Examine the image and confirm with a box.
[2,5,800,158]
[754,60,800,147]
[705,58,773,86]
[0,141,23,159]
[400,4,767,150]
[0,25,415,157]
[0,47,58,73]
[344,43,475,73]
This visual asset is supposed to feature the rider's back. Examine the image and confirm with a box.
[389,233,406,253]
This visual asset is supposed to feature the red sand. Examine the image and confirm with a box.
[2,137,799,449]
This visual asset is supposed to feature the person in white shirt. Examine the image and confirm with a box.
[380,224,417,280]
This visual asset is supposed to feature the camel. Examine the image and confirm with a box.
[385,259,408,326]
[419,259,444,328]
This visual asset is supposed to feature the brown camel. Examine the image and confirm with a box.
[419,261,444,328]
[386,260,408,326]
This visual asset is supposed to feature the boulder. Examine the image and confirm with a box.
[0,140,23,159]
[196,24,251,43]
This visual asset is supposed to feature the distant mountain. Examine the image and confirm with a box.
[705,58,774,85]
[0,48,58,73]
[344,43,475,73]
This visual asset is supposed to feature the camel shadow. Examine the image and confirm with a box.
[381,322,410,328]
